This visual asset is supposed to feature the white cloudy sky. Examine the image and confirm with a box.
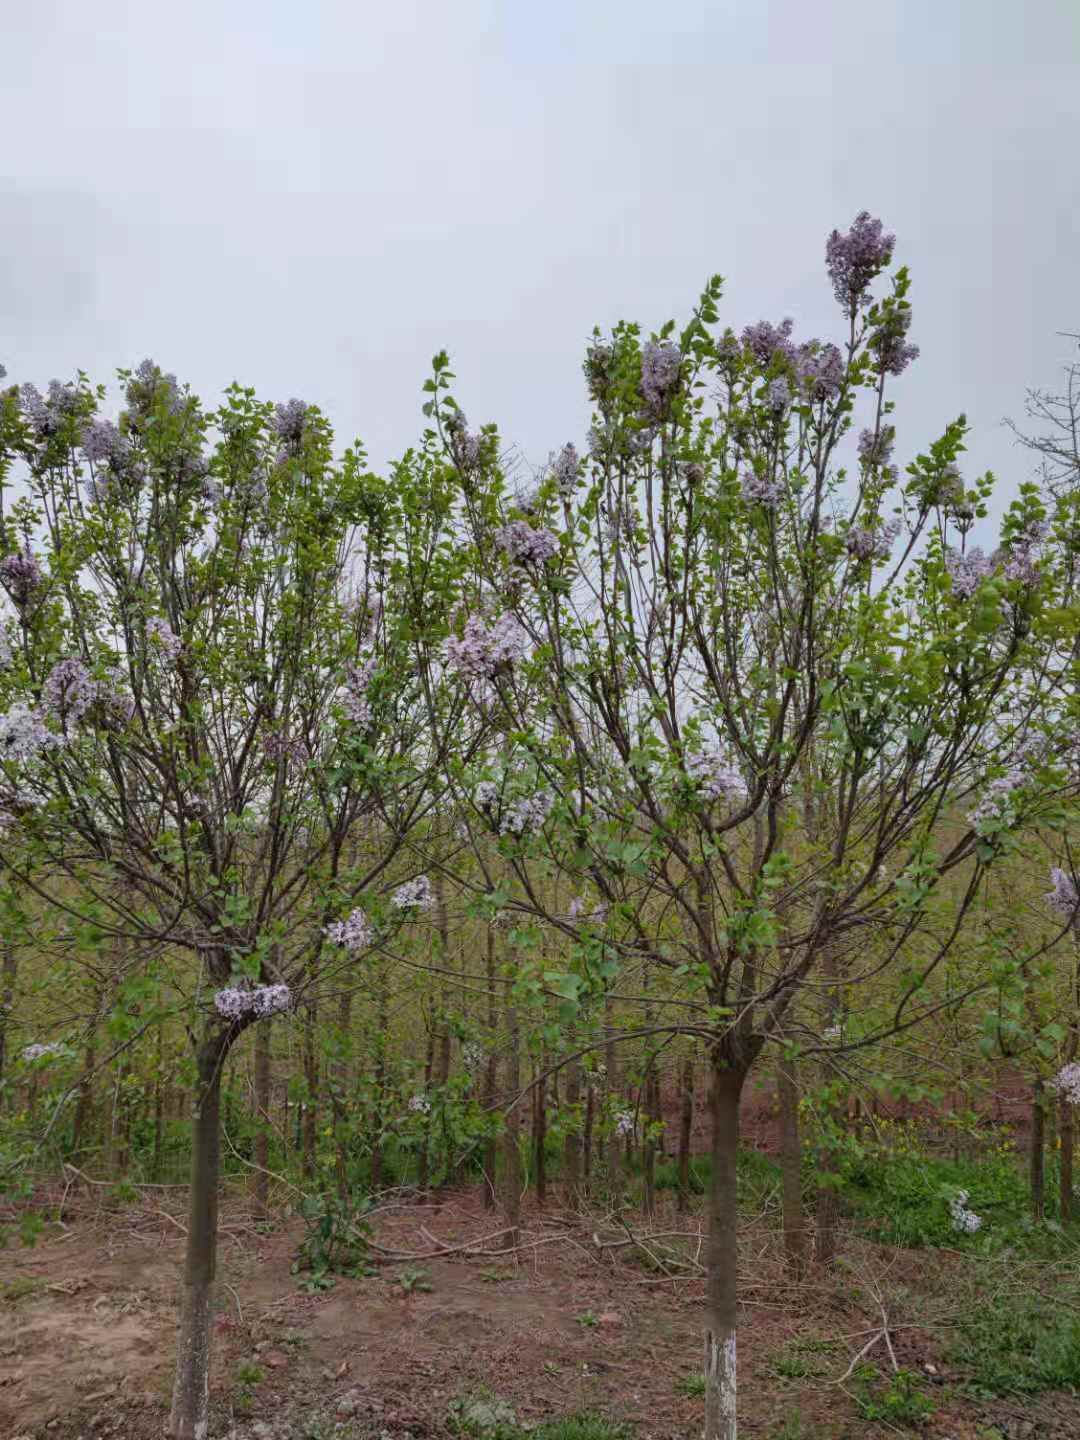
[2,1,1078,518]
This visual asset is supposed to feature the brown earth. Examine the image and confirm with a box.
[3,1179,1079,1440]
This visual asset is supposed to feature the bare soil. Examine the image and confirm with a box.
[1,1181,1077,1440]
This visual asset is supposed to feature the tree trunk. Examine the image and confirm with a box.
[252,1019,271,1218]
[152,1021,165,1183]
[534,1060,547,1207]
[169,1030,228,1440]
[704,1060,746,1440]
[1031,1075,1046,1223]
[1062,1093,1075,1225]
[777,1055,805,1278]
[418,1021,435,1191]
[564,1056,582,1202]
[500,1002,522,1249]
[302,996,318,1182]
[583,1080,594,1188]
[643,1067,658,1218]
[0,940,16,1092]
[482,926,498,1209]
[677,1057,694,1214]
[605,1000,622,1205]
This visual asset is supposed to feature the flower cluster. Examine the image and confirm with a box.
[1049,1062,1080,1107]
[1046,868,1079,927]
[613,1111,635,1138]
[324,908,373,953]
[81,417,128,470]
[741,318,797,369]
[446,409,482,469]
[22,1041,66,1062]
[949,1189,982,1234]
[823,1024,842,1044]
[551,443,580,497]
[640,340,682,414]
[341,656,377,727]
[871,306,919,376]
[825,212,895,309]
[845,517,902,563]
[42,658,99,725]
[272,398,308,443]
[766,376,792,413]
[146,617,182,663]
[408,1093,432,1115]
[685,750,748,806]
[494,520,560,567]
[462,1042,486,1073]
[501,790,554,838]
[858,427,895,469]
[795,342,844,402]
[0,549,45,607]
[0,703,63,762]
[741,472,784,510]
[944,547,995,600]
[444,614,529,681]
[263,731,310,768]
[967,767,1027,834]
[20,380,80,440]
[214,983,291,1022]
[392,875,435,911]
[125,359,181,418]
[1001,520,1050,588]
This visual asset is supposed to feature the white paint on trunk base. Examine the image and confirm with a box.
[704,1330,737,1439]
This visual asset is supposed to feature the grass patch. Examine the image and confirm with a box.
[675,1372,706,1397]
[947,1293,1080,1397]
[448,1393,630,1440]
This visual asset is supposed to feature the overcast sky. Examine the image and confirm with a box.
[2,1,1078,521]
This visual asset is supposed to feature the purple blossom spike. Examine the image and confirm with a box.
[494,519,560,567]
[795,342,844,402]
[80,417,127,467]
[1050,1062,1080,1106]
[640,340,682,414]
[0,702,63,762]
[858,427,895,468]
[825,212,896,309]
[214,983,291,1022]
[741,318,797,369]
[872,307,919,376]
[845,517,902,563]
[324,908,373,953]
[0,549,44,608]
[42,658,98,724]
[20,380,80,440]
[766,377,792,412]
[686,750,748,806]
[146,617,182,663]
[341,655,377,727]
[1046,867,1079,927]
[944,547,995,600]
[392,875,435,911]
[443,614,529,681]
[551,443,581,497]
[272,398,308,443]
[741,472,784,509]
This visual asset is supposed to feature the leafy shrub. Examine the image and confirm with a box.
[949,1295,1080,1396]
[855,1367,935,1426]
[292,1190,375,1287]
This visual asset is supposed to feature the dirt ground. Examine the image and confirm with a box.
[2,1181,1078,1440]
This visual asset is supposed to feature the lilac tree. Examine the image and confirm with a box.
[429,216,1079,1438]
[0,368,458,1438]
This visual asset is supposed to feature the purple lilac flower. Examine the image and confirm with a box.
[0,550,44,608]
[42,658,98,725]
[845,517,902,563]
[500,790,554,837]
[0,629,11,670]
[22,1042,66,1062]
[686,750,748,806]
[741,318,797,369]
[20,381,80,440]
[1049,1062,1080,1106]
[495,519,560,567]
[967,767,1026,833]
[341,656,377,727]
[126,359,181,416]
[443,614,529,681]
[944,547,995,600]
[80,417,127,468]
[263,730,309,768]
[272,398,308,443]
[97,671,135,731]
[858,427,895,468]
[408,1093,431,1115]
[604,499,641,545]
[796,343,845,402]
[446,409,482,469]
[324,908,373,952]
[766,377,792,413]
[640,340,682,414]
[0,703,63,762]
[872,307,919,376]
[1001,520,1051,588]
[551,443,581,497]
[1046,867,1079,927]
[741,472,784,509]
[948,1190,983,1234]
[584,342,615,402]
[146,617,182,663]
[392,875,435,911]
[825,212,896,309]
[614,1111,635,1138]
[214,983,291,1022]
